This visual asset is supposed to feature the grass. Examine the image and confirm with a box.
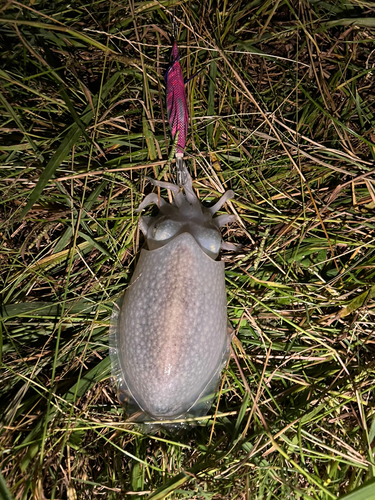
[1,0,375,498]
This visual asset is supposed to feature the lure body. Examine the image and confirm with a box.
[165,41,188,156]
[111,166,236,422]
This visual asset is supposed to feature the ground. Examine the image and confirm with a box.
[1,1,375,499]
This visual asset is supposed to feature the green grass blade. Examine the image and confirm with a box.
[0,19,115,53]
[147,472,189,500]
[20,72,120,217]
[19,113,93,218]
[0,472,14,500]
[339,479,375,500]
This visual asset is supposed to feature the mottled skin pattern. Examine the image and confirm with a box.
[118,233,228,418]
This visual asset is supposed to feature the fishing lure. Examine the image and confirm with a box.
[164,40,189,183]
[110,164,236,424]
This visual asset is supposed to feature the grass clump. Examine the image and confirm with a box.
[1,0,375,498]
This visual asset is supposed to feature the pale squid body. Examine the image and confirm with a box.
[111,165,236,425]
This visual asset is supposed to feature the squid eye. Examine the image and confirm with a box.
[193,225,221,258]
[152,218,183,241]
